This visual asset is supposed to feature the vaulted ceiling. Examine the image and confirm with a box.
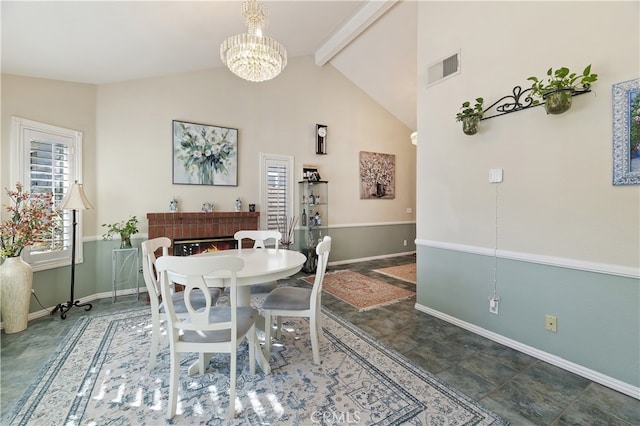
[1,0,417,131]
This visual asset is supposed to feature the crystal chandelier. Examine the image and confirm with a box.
[220,0,287,83]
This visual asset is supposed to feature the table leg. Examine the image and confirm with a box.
[187,286,272,376]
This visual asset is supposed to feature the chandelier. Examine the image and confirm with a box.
[220,0,287,83]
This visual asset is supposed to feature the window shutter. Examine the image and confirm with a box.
[29,138,70,254]
[260,154,294,235]
[266,161,289,230]
[12,117,82,270]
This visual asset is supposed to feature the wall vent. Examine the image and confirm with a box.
[427,51,460,87]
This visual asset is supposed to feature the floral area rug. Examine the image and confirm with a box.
[303,270,415,311]
[7,306,506,425]
[374,263,417,284]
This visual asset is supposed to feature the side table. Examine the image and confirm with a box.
[112,247,139,302]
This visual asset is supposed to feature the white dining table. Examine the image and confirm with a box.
[197,248,307,306]
[170,248,307,375]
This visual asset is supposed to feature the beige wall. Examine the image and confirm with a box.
[417,1,639,268]
[1,74,98,232]
[2,56,416,238]
[95,56,415,234]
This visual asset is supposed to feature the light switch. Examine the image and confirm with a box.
[489,169,503,183]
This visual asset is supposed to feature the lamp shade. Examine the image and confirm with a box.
[57,182,94,211]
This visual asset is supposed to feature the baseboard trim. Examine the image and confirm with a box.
[328,251,415,266]
[414,302,640,400]
[417,239,639,279]
[10,252,419,327]
[0,287,147,329]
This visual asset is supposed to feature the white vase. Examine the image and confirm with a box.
[0,256,33,334]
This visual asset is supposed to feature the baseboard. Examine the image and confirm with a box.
[0,287,148,329]
[329,251,415,267]
[9,251,417,327]
[414,302,640,400]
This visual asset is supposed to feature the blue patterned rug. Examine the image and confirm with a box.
[8,305,506,425]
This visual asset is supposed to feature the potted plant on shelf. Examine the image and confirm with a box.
[0,183,58,333]
[455,97,484,135]
[527,65,598,115]
[102,215,139,249]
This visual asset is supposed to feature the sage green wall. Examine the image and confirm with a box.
[416,1,639,393]
[29,222,416,312]
[293,223,416,263]
[417,246,639,388]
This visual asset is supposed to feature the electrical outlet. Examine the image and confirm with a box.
[545,315,558,332]
[31,288,36,294]
[489,296,500,314]
[403,240,407,246]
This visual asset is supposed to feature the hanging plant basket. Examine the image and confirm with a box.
[461,114,481,135]
[543,88,573,115]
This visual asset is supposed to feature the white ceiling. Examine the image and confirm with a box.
[1,0,416,130]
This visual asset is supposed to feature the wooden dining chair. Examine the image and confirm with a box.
[155,254,258,420]
[262,235,331,365]
[233,230,283,294]
[141,237,221,369]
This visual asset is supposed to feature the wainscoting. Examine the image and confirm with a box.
[416,241,640,399]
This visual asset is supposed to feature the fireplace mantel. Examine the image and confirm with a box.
[147,212,259,248]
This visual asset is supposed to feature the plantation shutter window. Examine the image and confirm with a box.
[12,117,83,271]
[259,154,294,235]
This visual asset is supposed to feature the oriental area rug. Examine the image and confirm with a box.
[8,307,506,426]
[304,270,415,311]
[374,263,417,285]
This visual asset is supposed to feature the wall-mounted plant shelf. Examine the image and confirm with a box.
[480,85,591,121]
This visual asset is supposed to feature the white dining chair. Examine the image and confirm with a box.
[262,235,331,365]
[234,230,282,250]
[233,230,283,294]
[155,254,258,420]
[141,237,222,369]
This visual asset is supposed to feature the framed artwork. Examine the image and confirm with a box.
[172,120,238,186]
[301,164,321,181]
[612,78,640,185]
[359,151,395,199]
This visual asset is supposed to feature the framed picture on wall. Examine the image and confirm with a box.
[359,151,395,199]
[612,78,640,185]
[172,120,238,186]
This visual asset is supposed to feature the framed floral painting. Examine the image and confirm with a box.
[612,78,640,185]
[172,120,238,186]
[359,151,395,199]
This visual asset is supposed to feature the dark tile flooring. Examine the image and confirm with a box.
[2,254,639,425]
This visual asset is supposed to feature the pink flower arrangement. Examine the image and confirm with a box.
[0,183,58,259]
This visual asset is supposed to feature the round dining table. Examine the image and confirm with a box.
[170,247,307,375]
[197,248,307,306]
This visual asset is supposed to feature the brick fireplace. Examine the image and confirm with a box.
[146,212,259,251]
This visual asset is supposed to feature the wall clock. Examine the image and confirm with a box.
[316,124,327,155]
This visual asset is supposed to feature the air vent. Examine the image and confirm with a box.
[427,51,460,87]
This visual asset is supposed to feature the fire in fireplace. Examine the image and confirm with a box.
[173,237,237,256]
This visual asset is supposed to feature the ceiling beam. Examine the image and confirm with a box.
[314,0,397,66]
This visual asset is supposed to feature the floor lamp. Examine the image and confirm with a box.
[52,181,94,320]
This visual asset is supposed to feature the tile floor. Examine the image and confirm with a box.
[2,254,639,425]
